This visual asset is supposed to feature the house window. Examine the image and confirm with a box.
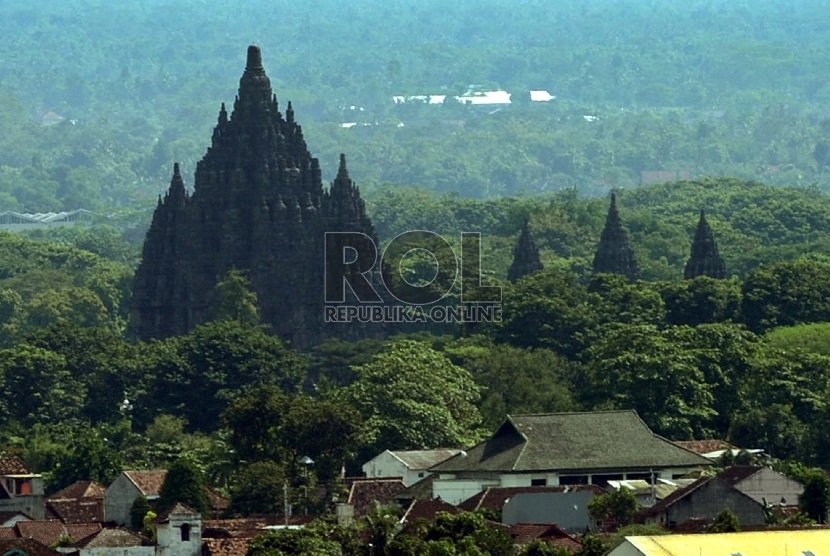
[418,472,425,478]
[559,475,588,485]
[181,523,191,542]
[530,479,546,486]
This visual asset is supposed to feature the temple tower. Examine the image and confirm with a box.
[507,217,544,282]
[130,46,378,348]
[592,192,639,280]
[684,209,727,279]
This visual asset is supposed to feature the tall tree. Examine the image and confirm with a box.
[341,340,483,454]
[157,458,211,515]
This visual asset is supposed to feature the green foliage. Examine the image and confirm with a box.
[519,540,571,556]
[48,427,123,493]
[157,458,211,515]
[497,269,600,358]
[228,461,286,517]
[587,488,640,530]
[130,495,150,531]
[586,324,717,439]
[799,470,830,524]
[423,511,514,556]
[741,259,830,333]
[341,339,483,454]
[0,344,85,428]
[138,320,306,431]
[450,341,580,430]
[212,269,260,328]
[222,386,360,482]
[708,508,740,533]
[247,528,342,556]
[765,323,830,356]
[576,535,610,556]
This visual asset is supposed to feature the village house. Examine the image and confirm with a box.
[639,476,765,529]
[362,449,461,487]
[104,470,167,526]
[0,456,45,519]
[46,480,105,523]
[155,503,201,556]
[429,411,712,505]
[716,465,803,507]
[460,485,604,532]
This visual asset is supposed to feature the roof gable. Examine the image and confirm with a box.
[432,411,712,473]
[459,485,604,513]
[0,538,61,556]
[73,527,143,548]
[389,450,462,470]
[123,470,167,497]
[0,458,30,476]
[47,481,105,501]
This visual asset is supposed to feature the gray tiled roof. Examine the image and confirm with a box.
[431,411,712,474]
[390,450,462,470]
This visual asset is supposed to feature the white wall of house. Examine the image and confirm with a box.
[362,451,429,487]
[80,546,154,556]
[606,541,646,556]
[157,512,201,556]
[104,474,141,526]
[432,478,499,505]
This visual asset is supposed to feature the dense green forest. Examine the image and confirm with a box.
[5,1,830,549]
[3,178,830,497]
[3,0,830,210]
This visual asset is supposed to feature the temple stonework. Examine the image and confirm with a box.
[130,45,378,348]
[684,209,727,279]
[592,192,639,280]
[507,218,544,282]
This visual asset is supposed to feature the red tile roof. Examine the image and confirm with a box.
[45,499,104,524]
[400,499,459,523]
[716,466,763,486]
[47,481,105,501]
[509,523,582,551]
[0,528,17,539]
[0,537,61,556]
[672,440,735,455]
[14,520,102,546]
[459,485,605,513]
[203,537,252,556]
[0,457,30,475]
[73,527,144,548]
[347,478,405,517]
[124,470,167,497]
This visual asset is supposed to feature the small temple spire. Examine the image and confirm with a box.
[336,153,349,181]
[684,209,727,279]
[507,217,544,282]
[166,162,187,204]
[246,45,263,70]
[592,192,639,280]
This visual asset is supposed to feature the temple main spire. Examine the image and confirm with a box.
[592,192,639,280]
[130,46,378,348]
[507,217,543,282]
[684,209,727,279]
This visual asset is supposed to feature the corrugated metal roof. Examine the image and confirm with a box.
[622,529,830,555]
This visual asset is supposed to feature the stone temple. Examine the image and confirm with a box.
[130,45,378,348]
